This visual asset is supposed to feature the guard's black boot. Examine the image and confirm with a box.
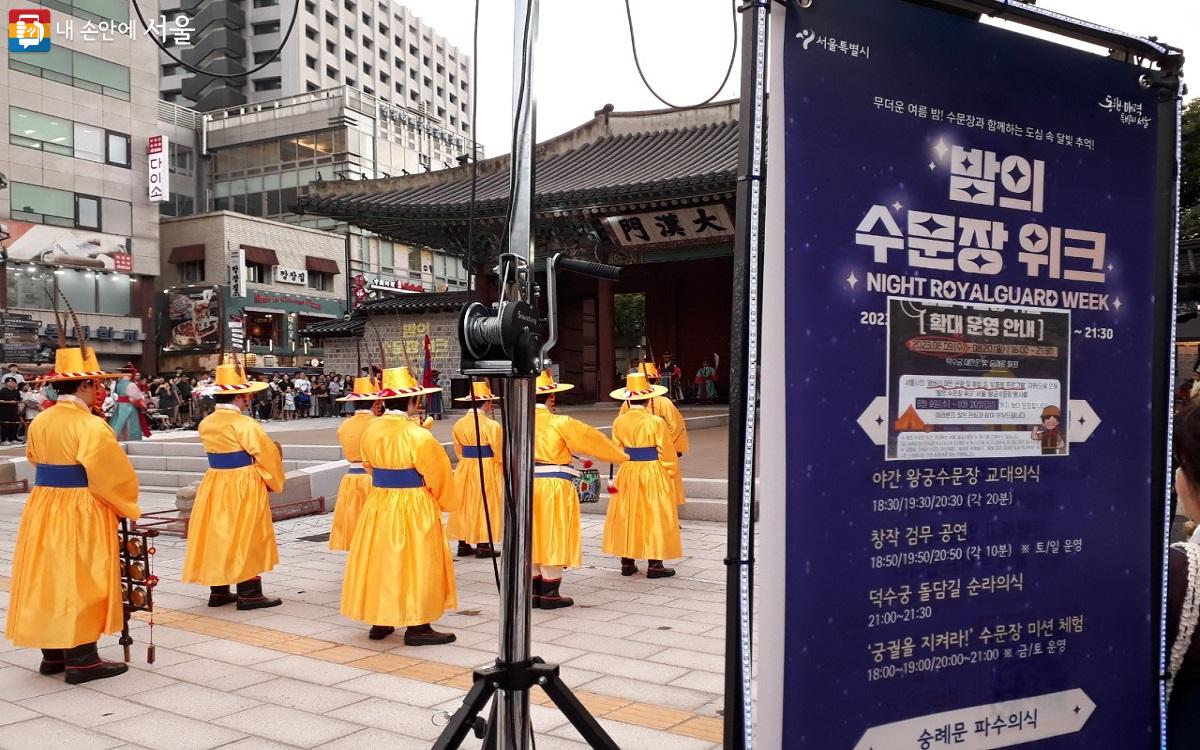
[539,578,574,609]
[368,625,395,640]
[456,541,476,557]
[208,585,237,607]
[475,543,499,559]
[620,557,638,576]
[39,649,64,675]
[64,642,127,684]
[236,576,282,610]
[647,560,676,579]
[404,624,456,646]
[531,576,543,609]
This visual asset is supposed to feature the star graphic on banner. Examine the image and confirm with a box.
[1113,297,1123,311]
[961,183,984,200]
[928,161,936,171]
[892,201,903,212]
[1006,162,1026,183]
[916,215,945,235]
[1107,263,1114,271]
[846,271,859,289]
[957,153,974,174]
[932,138,949,160]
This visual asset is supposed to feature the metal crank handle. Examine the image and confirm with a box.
[556,257,621,281]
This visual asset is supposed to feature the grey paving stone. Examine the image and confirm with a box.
[18,687,149,727]
[127,681,263,721]
[581,675,715,711]
[235,677,369,714]
[315,727,432,749]
[178,639,286,665]
[650,646,726,673]
[156,657,278,690]
[0,699,39,727]
[0,716,125,750]
[552,716,717,750]
[326,696,446,741]
[95,710,245,750]
[0,665,73,701]
[563,653,689,684]
[333,673,465,708]
[255,655,372,686]
[214,704,361,749]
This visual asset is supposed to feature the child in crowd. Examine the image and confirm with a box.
[283,386,296,420]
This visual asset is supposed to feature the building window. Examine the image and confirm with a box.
[169,142,194,174]
[253,77,282,92]
[306,54,317,70]
[363,62,372,75]
[252,20,280,34]
[325,10,336,24]
[305,24,318,40]
[9,183,126,234]
[37,0,129,24]
[307,81,320,91]
[253,50,277,64]
[246,263,272,284]
[408,249,423,273]
[7,265,130,317]
[380,72,389,83]
[253,0,278,6]
[305,0,315,12]
[179,260,205,282]
[326,65,337,79]
[326,40,336,54]
[163,63,181,76]
[307,271,334,291]
[344,25,354,39]
[106,132,130,167]
[9,46,131,100]
[75,194,100,230]
[363,37,372,50]
[345,50,356,63]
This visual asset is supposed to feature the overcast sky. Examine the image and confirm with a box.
[397,0,1196,157]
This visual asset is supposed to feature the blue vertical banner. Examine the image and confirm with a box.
[772,1,1177,747]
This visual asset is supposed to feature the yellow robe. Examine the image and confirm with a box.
[533,405,628,568]
[621,395,689,504]
[340,413,457,626]
[603,407,682,560]
[6,399,141,648]
[182,407,286,585]
[328,410,375,551]
[446,409,505,544]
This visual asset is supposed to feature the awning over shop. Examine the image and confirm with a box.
[305,256,341,274]
[298,291,471,339]
[168,244,205,263]
[242,245,279,266]
[298,317,365,338]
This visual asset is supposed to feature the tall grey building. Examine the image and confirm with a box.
[159,0,471,144]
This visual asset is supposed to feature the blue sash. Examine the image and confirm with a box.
[626,447,658,461]
[36,463,88,487]
[207,450,254,469]
[347,466,367,475]
[461,445,495,459]
[372,468,424,489]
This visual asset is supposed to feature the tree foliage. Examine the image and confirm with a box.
[1183,99,1200,237]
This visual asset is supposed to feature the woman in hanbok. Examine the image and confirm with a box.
[604,372,682,578]
[340,367,458,645]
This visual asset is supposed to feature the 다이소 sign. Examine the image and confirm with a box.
[758,1,1181,748]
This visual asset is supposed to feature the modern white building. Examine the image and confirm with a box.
[0,0,165,371]
[159,0,471,152]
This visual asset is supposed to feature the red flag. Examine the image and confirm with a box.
[422,335,435,387]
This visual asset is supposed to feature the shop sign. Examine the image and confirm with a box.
[274,266,309,286]
[163,286,220,352]
[759,0,1175,747]
[603,204,733,248]
[229,247,246,298]
[148,135,169,203]
[1,221,129,268]
[249,291,340,314]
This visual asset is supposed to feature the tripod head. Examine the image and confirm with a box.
[458,252,621,379]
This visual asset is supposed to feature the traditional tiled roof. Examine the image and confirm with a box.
[293,101,738,228]
[298,291,471,339]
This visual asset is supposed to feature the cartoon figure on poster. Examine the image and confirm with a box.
[1033,404,1065,455]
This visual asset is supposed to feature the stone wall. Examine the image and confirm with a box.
[322,309,462,383]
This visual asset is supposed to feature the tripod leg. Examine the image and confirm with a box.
[433,675,497,750]
[481,700,498,750]
[539,671,621,750]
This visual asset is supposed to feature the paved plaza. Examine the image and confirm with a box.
[0,409,748,749]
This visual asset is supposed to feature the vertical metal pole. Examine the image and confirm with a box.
[497,1,538,749]
[497,378,534,750]
[725,1,769,749]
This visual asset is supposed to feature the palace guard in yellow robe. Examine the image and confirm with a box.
[340,367,458,645]
[5,346,139,684]
[328,376,379,551]
[620,360,689,505]
[447,380,505,559]
[532,370,628,609]
[182,361,286,609]
[605,372,683,578]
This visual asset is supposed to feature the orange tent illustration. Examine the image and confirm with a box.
[894,405,932,432]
